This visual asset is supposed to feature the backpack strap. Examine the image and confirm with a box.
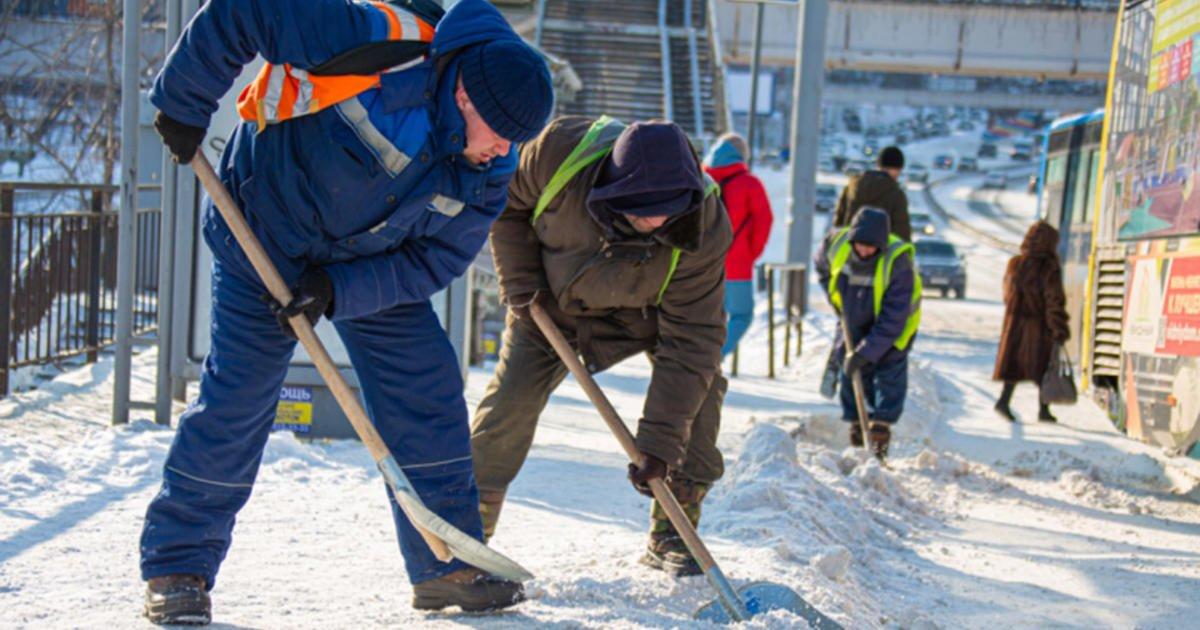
[532,115,625,225]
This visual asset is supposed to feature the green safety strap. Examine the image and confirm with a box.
[827,228,853,312]
[657,175,723,305]
[874,236,921,350]
[655,248,683,305]
[531,115,623,225]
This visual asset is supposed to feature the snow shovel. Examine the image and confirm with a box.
[529,303,841,628]
[839,309,872,457]
[191,152,532,583]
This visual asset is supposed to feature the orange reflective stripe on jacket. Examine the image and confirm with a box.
[235,2,434,131]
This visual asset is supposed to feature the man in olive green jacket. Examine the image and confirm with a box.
[471,116,731,576]
[833,146,911,241]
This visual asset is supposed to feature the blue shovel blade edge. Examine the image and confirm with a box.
[693,581,842,628]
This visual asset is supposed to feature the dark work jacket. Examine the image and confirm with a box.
[834,170,911,242]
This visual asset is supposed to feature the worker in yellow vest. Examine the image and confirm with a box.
[470,117,731,577]
[815,207,922,459]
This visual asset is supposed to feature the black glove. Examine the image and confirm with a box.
[265,270,334,340]
[505,291,543,320]
[843,351,872,375]
[627,454,668,498]
[154,111,206,165]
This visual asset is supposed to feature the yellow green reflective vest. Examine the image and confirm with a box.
[530,115,719,305]
[826,227,922,350]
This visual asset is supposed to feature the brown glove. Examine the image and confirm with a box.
[627,454,668,497]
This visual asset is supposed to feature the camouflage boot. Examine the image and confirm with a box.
[640,479,710,577]
[479,489,506,543]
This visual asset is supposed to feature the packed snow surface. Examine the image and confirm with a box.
[3,130,1199,629]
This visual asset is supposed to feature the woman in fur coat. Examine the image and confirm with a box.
[993,221,1070,422]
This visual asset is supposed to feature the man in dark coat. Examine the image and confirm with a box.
[140,0,554,621]
[993,221,1070,422]
[816,207,922,458]
[833,146,912,241]
[471,117,731,576]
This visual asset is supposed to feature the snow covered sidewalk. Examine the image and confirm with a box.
[4,138,1200,627]
[3,299,1200,629]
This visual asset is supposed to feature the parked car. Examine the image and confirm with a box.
[818,156,837,173]
[915,238,967,299]
[982,171,1008,189]
[977,142,998,158]
[910,211,937,237]
[815,184,838,213]
[1010,140,1033,161]
[894,132,910,145]
[958,156,978,172]
[906,163,930,184]
[934,154,955,170]
[843,159,870,177]
[957,120,975,132]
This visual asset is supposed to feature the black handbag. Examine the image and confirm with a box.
[1040,344,1078,405]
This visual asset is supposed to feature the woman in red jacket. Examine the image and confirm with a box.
[704,133,773,357]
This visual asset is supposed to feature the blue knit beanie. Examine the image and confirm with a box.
[459,40,554,143]
[704,137,745,168]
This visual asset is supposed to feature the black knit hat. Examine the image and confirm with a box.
[878,145,905,169]
[459,40,554,143]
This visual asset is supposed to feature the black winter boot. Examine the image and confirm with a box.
[642,533,703,577]
[1038,404,1058,423]
[144,574,210,626]
[641,479,709,577]
[868,422,891,461]
[994,382,1017,422]
[412,568,525,612]
[849,421,864,448]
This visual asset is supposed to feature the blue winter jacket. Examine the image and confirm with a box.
[815,208,917,365]
[151,0,522,320]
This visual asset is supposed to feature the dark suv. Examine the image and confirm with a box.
[915,238,967,299]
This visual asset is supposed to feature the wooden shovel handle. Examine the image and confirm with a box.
[839,310,872,454]
[191,152,452,562]
[528,303,720,573]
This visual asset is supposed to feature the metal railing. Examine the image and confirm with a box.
[0,181,161,396]
[732,262,807,378]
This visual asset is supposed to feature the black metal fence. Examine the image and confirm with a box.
[0,181,161,396]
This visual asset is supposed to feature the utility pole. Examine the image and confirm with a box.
[113,0,141,424]
[746,1,765,168]
[154,0,182,425]
[785,0,829,312]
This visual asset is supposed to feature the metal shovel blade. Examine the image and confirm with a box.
[694,581,842,628]
[379,456,534,582]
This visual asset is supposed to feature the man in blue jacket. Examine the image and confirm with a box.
[814,207,921,460]
[139,0,553,623]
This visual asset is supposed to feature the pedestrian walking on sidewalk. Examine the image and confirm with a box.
[815,207,922,459]
[993,221,1070,423]
[470,116,731,578]
[703,133,773,358]
[139,0,553,623]
[833,145,911,242]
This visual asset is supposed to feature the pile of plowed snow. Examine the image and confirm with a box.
[703,423,946,626]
